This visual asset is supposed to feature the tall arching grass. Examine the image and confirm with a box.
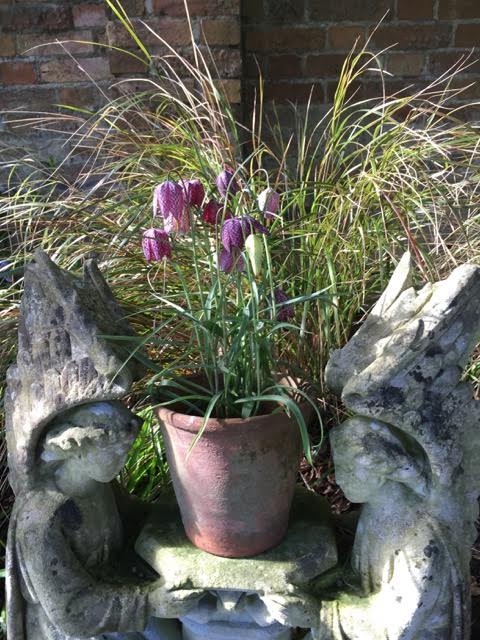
[0,9,479,513]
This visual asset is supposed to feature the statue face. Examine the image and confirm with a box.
[79,437,134,483]
[334,460,384,503]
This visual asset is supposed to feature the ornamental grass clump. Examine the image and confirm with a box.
[0,1,479,495]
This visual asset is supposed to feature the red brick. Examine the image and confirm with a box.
[429,52,480,76]
[40,57,111,83]
[153,0,239,16]
[0,61,36,85]
[305,54,346,77]
[0,5,72,32]
[208,47,242,78]
[58,85,107,110]
[266,1,305,23]
[246,27,326,51]
[264,82,323,103]
[214,78,241,102]
[120,0,145,16]
[73,4,107,28]
[455,24,480,47]
[241,0,264,20]
[439,0,479,19]
[17,31,94,57]
[200,19,241,45]
[328,26,365,51]
[0,86,57,110]
[397,0,434,20]
[268,54,303,79]
[310,0,390,21]
[106,18,193,48]
[387,52,424,76]
[325,79,364,103]
[371,24,452,50]
[0,33,15,56]
[449,78,480,99]
[361,79,415,99]
[109,49,148,74]
[245,53,266,78]
[152,44,241,78]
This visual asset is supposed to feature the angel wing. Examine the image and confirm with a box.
[5,250,145,495]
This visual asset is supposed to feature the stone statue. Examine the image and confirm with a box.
[318,252,480,639]
[5,251,199,639]
[7,249,480,640]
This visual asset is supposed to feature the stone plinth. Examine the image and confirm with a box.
[136,488,338,593]
[135,489,337,639]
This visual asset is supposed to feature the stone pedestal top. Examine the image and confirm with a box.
[135,488,338,595]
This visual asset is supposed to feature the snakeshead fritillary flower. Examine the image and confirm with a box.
[163,209,191,236]
[182,179,205,208]
[219,248,245,273]
[153,181,185,220]
[221,216,268,253]
[202,200,232,225]
[258,187,280,220]
[222,217,245,252]
[274,288,294,322]
[216,168,239,198]
[142,228,172,262]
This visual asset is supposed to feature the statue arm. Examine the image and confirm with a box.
[17,505,152,636]
[112,480,151,541]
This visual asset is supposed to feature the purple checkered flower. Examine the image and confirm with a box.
[219,248,245,273]
[216,168,239,198]
[142,228,172,262]
[203,199,232,226]
[153,180,185,220]
[258,187,280,220]
[274,288,294,322]
[221,217,245,252]
[221,216,268,253]
[163,209,190,235]
[182,178,205,208]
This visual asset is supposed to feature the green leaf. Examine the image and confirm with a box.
[187,390,224,456]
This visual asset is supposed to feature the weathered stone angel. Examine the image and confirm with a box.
[5,251,199,639]
[317,253,480,640]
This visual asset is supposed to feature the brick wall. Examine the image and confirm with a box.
[0,0,479,166]
[243,0,480,115]
[0,0,241,165]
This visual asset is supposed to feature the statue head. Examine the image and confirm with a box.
[330,417,428,503]
[40,401,142,483]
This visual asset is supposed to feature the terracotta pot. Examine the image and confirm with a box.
[156,404,305,558]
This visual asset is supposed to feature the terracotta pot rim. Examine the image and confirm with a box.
[155,401,308,434]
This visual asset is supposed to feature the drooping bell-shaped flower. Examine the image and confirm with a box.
[153,180,185,220]
[142,228,172,262]
[203,199,232,225]
[274,288,294,322]
[258,187,280,220]
[221,215,268,253]
[221,217,245,252]
[216,168,239,198]
[163,209,191,236]
[182,178,205,208]
[245,234,264,277]
[219,248,245,273]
